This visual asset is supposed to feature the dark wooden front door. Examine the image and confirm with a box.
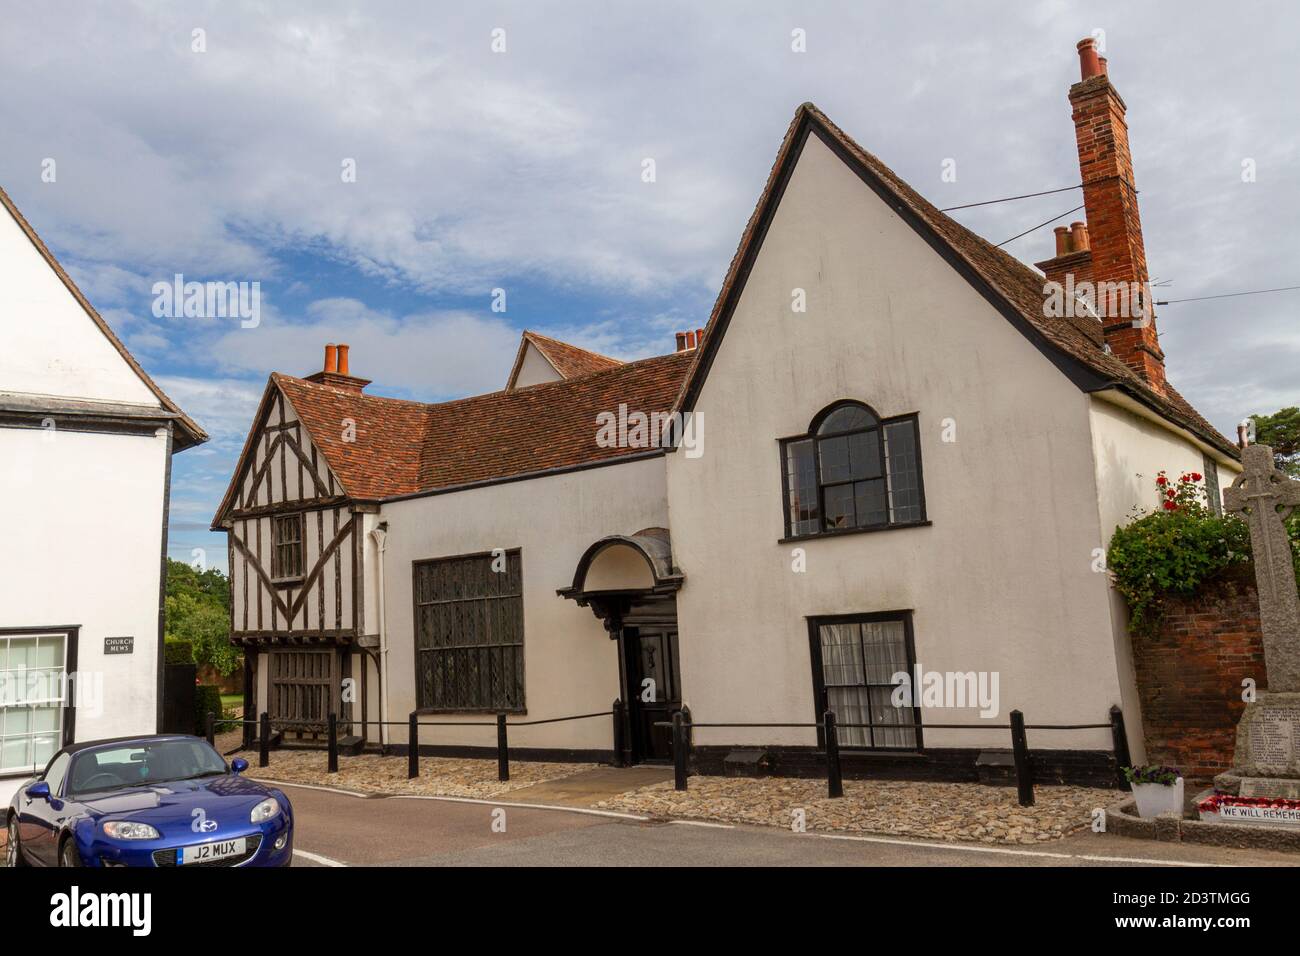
[624,627,681,761]
[268,647,341,739]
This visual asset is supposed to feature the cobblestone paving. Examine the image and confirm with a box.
[237,749,592,799]
[595,777,1108,844]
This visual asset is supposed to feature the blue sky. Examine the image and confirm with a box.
[3,1,1297,573]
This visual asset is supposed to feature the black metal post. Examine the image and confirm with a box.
[205,711,215,747]
[1110,705,1132,791]
[611,698,626,767]
[1010,709,1034,807]
[408,712,419,780]
[672,711,688,791]
[497,713,509,782]
[258,712,270,769]
[824,710,844,798]
[327,712,339,773]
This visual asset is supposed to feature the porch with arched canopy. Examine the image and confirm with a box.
[557,529,684,763]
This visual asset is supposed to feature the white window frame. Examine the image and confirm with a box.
[0,628,75,776]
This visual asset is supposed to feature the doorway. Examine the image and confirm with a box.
[622,626,681,762]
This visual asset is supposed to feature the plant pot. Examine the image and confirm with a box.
[1131,778,1184,819]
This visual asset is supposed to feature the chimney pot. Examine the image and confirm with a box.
[1070,221,1090,251]
[324,343,338,373]
[1097,56,1108,76]
[1053,226,1072,257]
[695,327,705,346]
[675,332,687,352]
[1077,38,1103,80]
[337,343,350,375]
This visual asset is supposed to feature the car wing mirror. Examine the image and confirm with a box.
[26,781,50,800]
[230,758,249,774]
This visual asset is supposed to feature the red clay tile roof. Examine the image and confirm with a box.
[505,330,624,390]
[0,184,207,450]
[268,349,691,503]
[676,103,1238,460]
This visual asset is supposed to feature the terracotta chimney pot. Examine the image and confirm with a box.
[1077,38,1102,80]
[337,343,350,376]
[324,343,338,373]
[1054,226,1072,257]
[1070,221,1090,251]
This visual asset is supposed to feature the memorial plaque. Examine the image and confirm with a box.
[1246,707,1299,765]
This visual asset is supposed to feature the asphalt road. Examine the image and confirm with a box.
[280,782,1300,868]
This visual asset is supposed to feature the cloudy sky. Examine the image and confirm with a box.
[3,1,1296,571]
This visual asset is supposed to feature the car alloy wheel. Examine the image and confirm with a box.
[6,818,22,868]
[60,839,82,868]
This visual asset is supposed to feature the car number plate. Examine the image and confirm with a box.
[180,837,246,865]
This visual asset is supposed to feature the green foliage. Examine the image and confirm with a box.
[1107,471,1252,635]
[165,559,239,676]
[194,684,224,736]
[1123,765,1181,786]
[164,639,195,665]
[1251,406,1300,477]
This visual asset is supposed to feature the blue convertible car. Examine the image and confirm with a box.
[5,734,292,867]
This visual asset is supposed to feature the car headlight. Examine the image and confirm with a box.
[102,821,161,840]
[250,797,280,824]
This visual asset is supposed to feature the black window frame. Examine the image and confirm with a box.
[806,611,922,752]
[270,512,305,583]
[412,548,526,715]
[779,401,929,542]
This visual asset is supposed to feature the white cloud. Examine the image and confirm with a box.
[210,298,521,399]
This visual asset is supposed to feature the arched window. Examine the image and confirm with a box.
[781,401,926,538]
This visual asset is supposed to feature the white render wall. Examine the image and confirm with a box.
[0,204,157,406]
[0,426,169,748]
[665,133,1124,753]
[377,456,669,752]
[1087,394,1243,764]
[513,344,564,389]
[1089,395,1239,544]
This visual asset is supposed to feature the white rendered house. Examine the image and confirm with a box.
[215,44,1241,781]
[0,186,206,787]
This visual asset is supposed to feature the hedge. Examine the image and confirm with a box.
[194,684,223,737]
[165,639,195,665]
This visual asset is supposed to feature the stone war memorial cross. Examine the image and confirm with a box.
[1216,443,1300,800]
[1223,443,1300,694]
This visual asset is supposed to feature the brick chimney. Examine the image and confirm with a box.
[1066,37,1166,392]
[305,342,372,393]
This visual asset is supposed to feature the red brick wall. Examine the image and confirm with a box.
[1129,569,1264,781]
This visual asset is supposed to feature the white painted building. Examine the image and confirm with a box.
[215,44,1241,783]
[0,186,206,792]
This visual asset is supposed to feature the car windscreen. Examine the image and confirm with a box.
[67,739,228,796]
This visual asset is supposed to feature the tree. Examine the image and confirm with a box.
[164,559,239,675]
[1250,406,1300,477]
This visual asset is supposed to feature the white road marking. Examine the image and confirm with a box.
[256,779,372,799]
[816,832,1228,867]
[262,778,1231,867]
[669,819,736,829]
[388,792,651,821]
[293,848,348,867]
[261,778,651,821]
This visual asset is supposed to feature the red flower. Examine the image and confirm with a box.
[1162,501,1177,511]
[1191,472,1203,482]
[1166,489,1176,498]
[1156,475,1168,486]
